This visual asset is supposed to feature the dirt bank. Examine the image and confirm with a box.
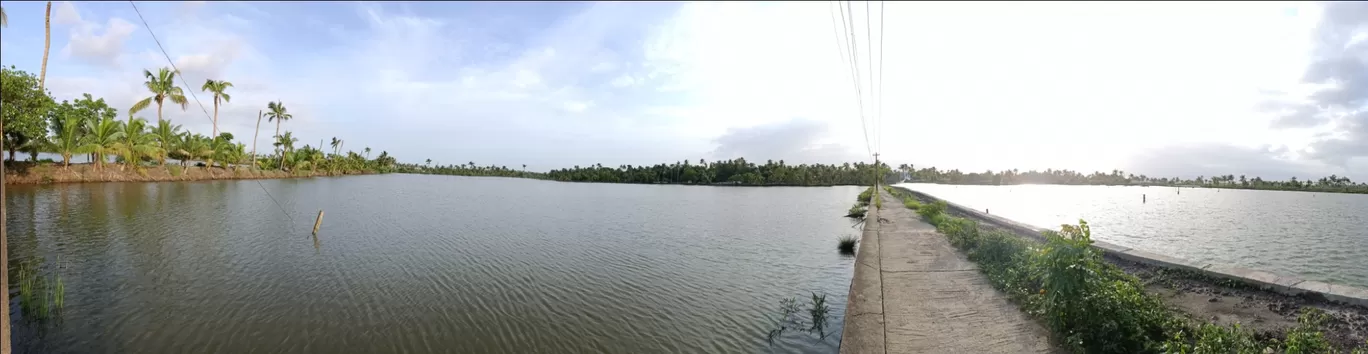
[4,162,375,185]
[905,190,1368,350]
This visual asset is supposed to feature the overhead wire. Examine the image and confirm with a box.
[834,1,873,158]
[129,1,299,230]
[864,1,878,156]
[877,1,886,154]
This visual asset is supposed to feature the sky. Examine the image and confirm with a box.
[0,1,1364,180]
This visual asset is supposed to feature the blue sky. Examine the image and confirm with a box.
[1,2,1364,180]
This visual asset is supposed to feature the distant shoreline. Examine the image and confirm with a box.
[3,162,378,185]
[898,180,1368,195]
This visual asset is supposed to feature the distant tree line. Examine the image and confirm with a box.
[894,165,1368,194]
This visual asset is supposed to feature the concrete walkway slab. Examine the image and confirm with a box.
[840,190,1055,354]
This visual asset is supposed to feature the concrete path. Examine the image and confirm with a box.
[840,190,1055,354]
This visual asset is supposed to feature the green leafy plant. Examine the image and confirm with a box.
[1284,308,1332,354]
[846,203,867,218]
[766,293,831,345]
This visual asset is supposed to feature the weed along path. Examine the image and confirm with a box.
[840,189,1055,353]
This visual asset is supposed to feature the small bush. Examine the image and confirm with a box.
[837,235,858,254]
[168,165,183,177]
[857,187,874,205]
[135,168,149,177]
[847,203,867,218]
[40,174,54,184]
[917,200,947,220]
[1284,308,1333,354]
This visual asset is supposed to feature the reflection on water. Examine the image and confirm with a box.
[898,183,1368,287]
[7,175,859,353]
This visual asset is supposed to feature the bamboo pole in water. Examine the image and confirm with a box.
[313,210,325,235]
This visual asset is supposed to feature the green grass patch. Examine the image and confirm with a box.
[837,235,858,254]
[846,203,867,218]
[168,165,183,177]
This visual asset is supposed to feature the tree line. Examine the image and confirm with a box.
[894,165,1368,194]
[1,65,397,175]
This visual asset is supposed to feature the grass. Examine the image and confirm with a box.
[846,203,867,218]
[885,186,1360,354]
[168,164,183,176]
[16,262,66,321]
[837,235,858,254]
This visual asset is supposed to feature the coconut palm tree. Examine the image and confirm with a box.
[129,68,189,124]
[329,137,339,156]
[364,147,370,160]
[40,2,51,90]
[177,134,213,169]
[151,120,182,165]
[201,79,233,137]
[2,6,9,27]
[47,111,87,168]
[114,117,159,171]
[264,101,292,165]
[80,116,124,170]
[273,131,297,171]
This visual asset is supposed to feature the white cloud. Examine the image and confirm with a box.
[14,1,1362,179]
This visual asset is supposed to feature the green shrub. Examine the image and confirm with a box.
[837,235,858,254]
[1161,322,1263,354]
[168,165,183,176]
[857,187,874,205]
[917,200,947,220]
[1284,308,1332,354]
[847,203,867,218]
[135,168,149,177]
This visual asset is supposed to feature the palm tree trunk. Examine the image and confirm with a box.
[212,98,219,137]
[251,110,261,169]
[39,1,51,91]
[274,119,281,170]
[156,100,164,124]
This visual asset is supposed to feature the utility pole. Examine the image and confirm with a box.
[873,152,881,209]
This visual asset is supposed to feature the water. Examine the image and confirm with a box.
[898,183,1368,288]
[6,175,861,353]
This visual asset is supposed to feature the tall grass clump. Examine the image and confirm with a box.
[168,164,183,176]
[837,235,858,254]
[17,262,66,321]
[846,203,867,218]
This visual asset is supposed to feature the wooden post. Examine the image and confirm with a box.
[1143,194,1147,203]
[2,87,10,354]
[312,210,325,235]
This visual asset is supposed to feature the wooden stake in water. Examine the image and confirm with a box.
[1143,194,1147,203]
[313,210,325,235]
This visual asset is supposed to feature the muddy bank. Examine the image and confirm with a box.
[4,163,377,185]
[900,188,1368,350]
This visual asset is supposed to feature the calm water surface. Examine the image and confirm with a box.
[7,175,861,353]
[898,183,1368,288]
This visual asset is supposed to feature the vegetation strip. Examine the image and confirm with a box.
[3,66,399,185]
[886,186,1368,353]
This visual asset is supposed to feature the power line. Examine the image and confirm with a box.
[834,1,873,158]
[877,1,886,153]
[129,1,301,231]
[128,1,215,127]
[864,1,877,155]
